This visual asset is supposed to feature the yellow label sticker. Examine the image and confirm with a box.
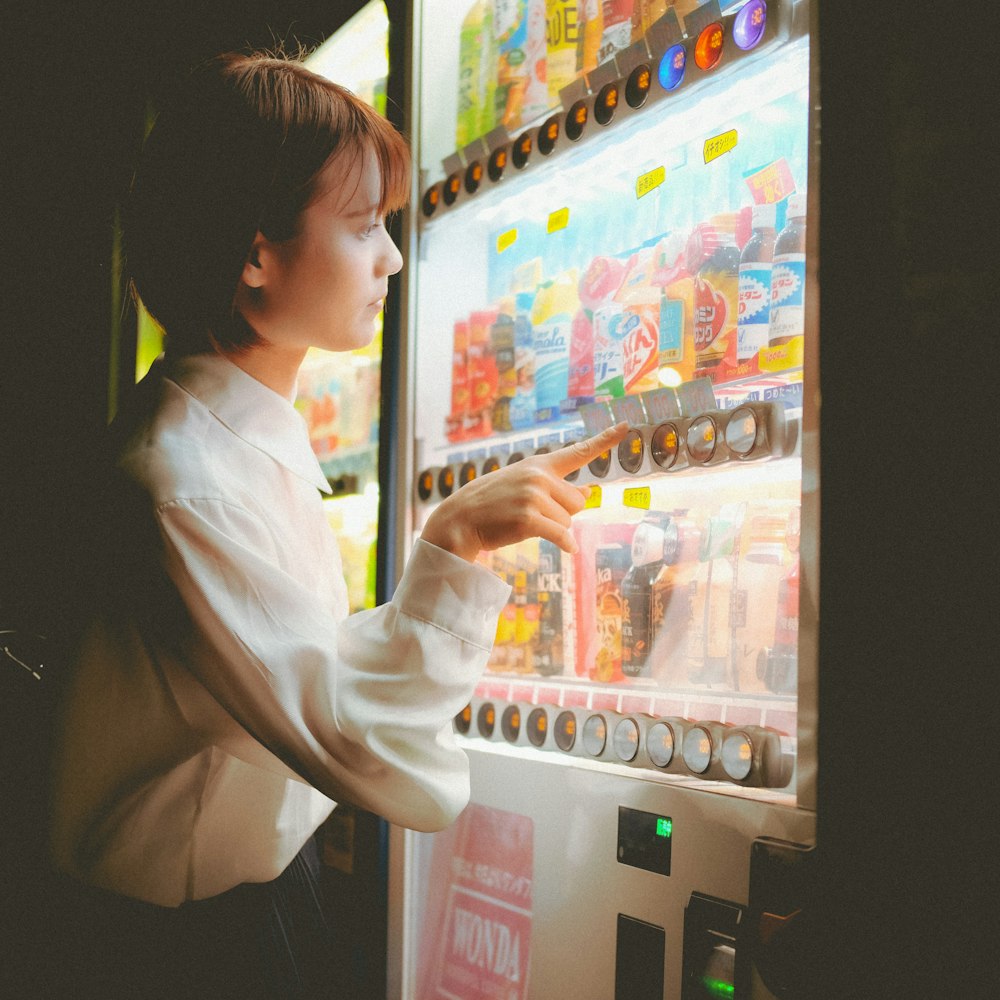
[758,336,805,372]
[704,129,739,163]
[497,228,518,253]
[584,485,603,509]
[623,487,651,510]
[635,166,665,199]
[548,207,570,233]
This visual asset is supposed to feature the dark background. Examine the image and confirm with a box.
[2,2,995,997]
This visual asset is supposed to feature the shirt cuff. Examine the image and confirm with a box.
[393,539,512,650]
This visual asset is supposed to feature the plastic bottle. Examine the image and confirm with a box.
[546,0,581,106]
[535,539,568,675]
[598,0,635,64]
[594,541,630,682]
[531,271,578,423]
[769,191,807,346]
[513,538,541,672]
[509,290,537,429]
[687,215,741,372]
[649,510,701,680]
[446,319,470,443]
[494,0,546,132]
[622,512,670,677]
[576,0,603,75]
[457,1,496,147]
[736,202,777,362]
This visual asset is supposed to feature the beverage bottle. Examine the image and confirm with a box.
[535,539,568,675]
[758,505,800,693]
[769,191,808,346]
[509,290,537,429]
[598,1,635,64]
[457,1,496,147]
[687,216,741,372]
[732,508,787,692]
[576,0,603,75]
[546,1,581,107]
[531,271,577,423]
[489,548,518,671]
[622,512,670,677]
[465,308,500,438]
[649,510,701,681]
[513,539,541,673]
[736,202,777,362]
[446,319,470,443]
[494,0,541,131]
[686,511,740,687]
[594,541,629,682]
[490,299,517,433]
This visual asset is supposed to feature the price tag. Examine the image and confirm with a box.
[548,207,570,233]
[704,129,738,163]
[584,485,603,509]
[623,487,651,510]
[497,228,518,253]
[636,166,665,199]
[744,158,796,205]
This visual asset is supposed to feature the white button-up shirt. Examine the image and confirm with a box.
[49,353,510,907]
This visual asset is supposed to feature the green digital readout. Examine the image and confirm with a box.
[701,976,735,998]
[656,817,673,838]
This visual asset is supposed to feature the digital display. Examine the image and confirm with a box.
[618,806,673,876]
[695,23,725,71]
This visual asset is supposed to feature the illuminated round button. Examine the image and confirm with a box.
[594,83,619,126]
[512,133,532,169]
[443,172,461,206]
[416,469,434,501]
[533,444,551,456]
[458,461,477,486]
[625,64,652,108]
[658,44,687,91]
[477,703,496,738]
[464,160,483,194]
[582,715,607,756]
[538,115,560,156]
[501,705,522,743]
[721,731,754,781]
[617,429,644,474]
[481,456,501,475]
[613,718,640,762]
[527,708,548,747]
[683,725,714,773]
[733,0,767,50]
[488,146,508,182]
[695,22,725,71]
[647,722,676,767]
[437,465,456,497]
[455,704,472,735]
[651,422,681,469]
[687,415,719,464]
[565,100,588,142]
[588,449,612,478]
[506,451,525,465]
[554,710,577,751]
[724,406,760,457]
[561,442,581,482]
[421,185,440,217]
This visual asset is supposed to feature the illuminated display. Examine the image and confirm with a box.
[554,711,576,751]
[658,44,686,91]
[481,455,500,474]
[647,722,675,767]
[455,704,472,734]
[582,714,608,756]
[595,83,619,126]
[538,115,560,156]
[655,817,672,838]
[683,726,713,773]
[721,733,754,780]
[588,448,612,478]
[612,718,640,761]
[687,415,718,463]
[733,0,767,50]
[477,703,495,738]
[566,100,588,141]
[437,466,455,496]
[527,708,548,747]
[421,185,439,217]
[501,705,521,742]
[695,23,725,71]
[488,147,507,181]
[464,161,482,194]
[443,172,461,205]
[618,429,645,473]
[651,422,681,469]
[513,134,532,169]
[724,408,759,456]
[459,461,477,485]
[626,64,652,108]
[417,469,434,500]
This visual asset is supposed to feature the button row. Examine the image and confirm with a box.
[455,699,794,789]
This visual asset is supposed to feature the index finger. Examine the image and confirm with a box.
[541,423,631,476]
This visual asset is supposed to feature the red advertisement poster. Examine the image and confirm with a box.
[418,804,534,1000]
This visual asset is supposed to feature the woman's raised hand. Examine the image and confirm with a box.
[420,423,630,563]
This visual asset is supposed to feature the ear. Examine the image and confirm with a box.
[240,231,271,289]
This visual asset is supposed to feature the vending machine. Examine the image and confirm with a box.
[389,1,818,997]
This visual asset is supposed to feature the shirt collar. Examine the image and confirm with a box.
[162,353,332,494]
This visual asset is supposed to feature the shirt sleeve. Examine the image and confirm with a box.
[155,497,511,832]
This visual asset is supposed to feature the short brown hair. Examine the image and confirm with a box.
[125,51,410,357]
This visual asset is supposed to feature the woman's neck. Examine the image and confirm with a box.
[220,342,307,400]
